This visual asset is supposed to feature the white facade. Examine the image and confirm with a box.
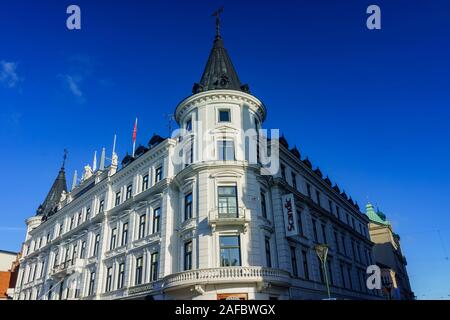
[14,89,379,300]
[14,31,380,301]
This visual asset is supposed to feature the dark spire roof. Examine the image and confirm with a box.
[192,10,249,94]
[36,155,68,218]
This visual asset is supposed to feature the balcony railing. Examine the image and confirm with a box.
[208,207,249,231]
[163,266,291,291]
[51,258,85,278]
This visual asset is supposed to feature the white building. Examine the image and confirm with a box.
[14,20,380,300]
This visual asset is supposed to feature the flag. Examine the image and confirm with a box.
[132,118,138,142]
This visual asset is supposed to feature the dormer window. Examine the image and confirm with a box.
[219,109,231,122]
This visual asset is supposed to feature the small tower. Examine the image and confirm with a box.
[35,151,68,220]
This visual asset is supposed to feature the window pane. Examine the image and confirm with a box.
[220,235,239,247]
[219,110,230,122]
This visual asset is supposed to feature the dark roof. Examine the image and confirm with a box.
[148,134,165,148]
[192,32,249,94]
[135,145,149,158]
[279,134,289,149]
[122,153,135,167]
[36,167,67,218]
[290,146,300,159]
[302,157,312,169]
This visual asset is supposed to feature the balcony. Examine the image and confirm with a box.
[163,267,291,291]
[51,258,86,279]
[208,207,250,232]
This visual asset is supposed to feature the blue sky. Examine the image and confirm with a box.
[1,0,449,299]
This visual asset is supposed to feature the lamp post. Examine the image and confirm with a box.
[315,244,331,300]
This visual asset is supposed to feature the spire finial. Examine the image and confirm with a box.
[62,149,68,169]
[212,6,224,38]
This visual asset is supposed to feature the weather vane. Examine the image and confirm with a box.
[212,6,224,37]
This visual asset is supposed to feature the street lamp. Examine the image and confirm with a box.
[315,244,331,300]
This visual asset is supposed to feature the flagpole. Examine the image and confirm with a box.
[132,117,138,157]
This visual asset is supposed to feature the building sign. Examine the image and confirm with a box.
[282,194,298,237]
[128,283,154,295]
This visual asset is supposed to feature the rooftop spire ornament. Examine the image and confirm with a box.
[212,6,224,38]
[62,149,68,169]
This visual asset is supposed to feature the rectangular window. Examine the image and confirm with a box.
[150,252,159,281]
[219,109,231,122]
[316,191,321,206]
[93,234,100,257]
[302,250,309,280]
[118,263,125,289]
[115,191,121,206]
[105,267,113,292]
[86,207,91,220]
[185,118,192,131]
[78,212,83,226]
[110,228,117,250]
[290,246,298,277]
[334,231,340,253]
[281,164,286,180]
[139,214,146,239]
[126,184,132,200]
[297,210,303,236]
[340,264,346,288]
[184,241,193,271]
[218,186,238,217]
[336,206,340,218]
[184,193,193,220]
[317,256,324,283]
[265,238,272,268]
[46,233,51,244]
[291,172,297,189]
[347,265,353,289]
[327,259,334,285]
[260,192,267,219]
[88,272,95,296]
[328,200,333,214]
[185,140,194,167]
[321,224,327,243]
[306,183,311,198]
[142,174,149,191]
[71,244,77,264]
[80,241,86,259]
[312,219,318,242]
[155,166,163,183]
[70,216,75,230]
[59,280,64,300]
[135,257,143,285]
[99,200,105,213]
[351,240,356,259]
[53,251,59,268]
[152,208,161,233]
[121,223,128,246]
[217,140,235,161]
[341,235,347,256]
[220,236,241,267]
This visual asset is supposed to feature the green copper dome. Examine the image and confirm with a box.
[366,203,390,225]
